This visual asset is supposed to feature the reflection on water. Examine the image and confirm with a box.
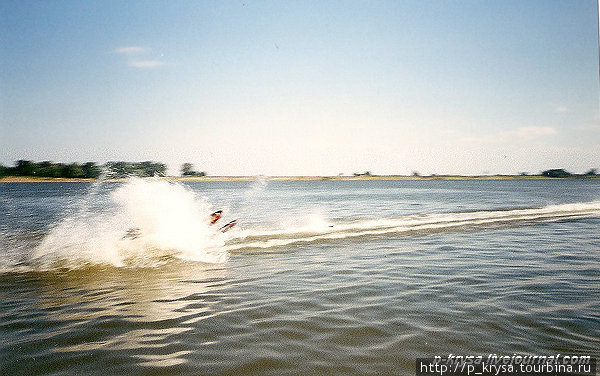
[2,262,229,371]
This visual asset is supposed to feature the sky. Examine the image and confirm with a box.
[1,0,598,176]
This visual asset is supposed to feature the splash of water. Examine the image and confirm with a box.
[31,178,229,269]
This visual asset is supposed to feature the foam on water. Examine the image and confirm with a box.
[226,201,600,251]
[29,178,229,269]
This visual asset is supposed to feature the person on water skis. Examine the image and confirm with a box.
[210,210,237,233]
[124,210,234,239]
[210,210,223,225]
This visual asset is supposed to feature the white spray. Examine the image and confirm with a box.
[32,178,228,269]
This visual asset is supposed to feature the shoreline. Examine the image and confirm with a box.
[1,175,598,183]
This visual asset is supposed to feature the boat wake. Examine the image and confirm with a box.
[225,201,600,252]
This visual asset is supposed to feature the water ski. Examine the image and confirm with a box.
[219,220,237,233]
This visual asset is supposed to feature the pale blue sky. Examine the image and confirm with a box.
[1,0,598,175]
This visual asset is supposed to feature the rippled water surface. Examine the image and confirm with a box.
[1,179,599,375]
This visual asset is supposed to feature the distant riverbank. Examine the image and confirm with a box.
[2,174,598,183]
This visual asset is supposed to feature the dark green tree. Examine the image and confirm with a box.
[36,161,54,177]
[541,169,571,178]
[60,163,84,178]
[180,163,205,176]
[139,161,166,177]
[14,160,35,176]
[181,163,194,176]
[82,162,102,178]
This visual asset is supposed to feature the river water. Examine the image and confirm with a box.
[1,178,599,375]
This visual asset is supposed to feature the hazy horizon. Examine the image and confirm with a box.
[1,1,599,176]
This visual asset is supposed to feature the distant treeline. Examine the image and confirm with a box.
[0,160,166,179]
[1,161,597,179]
[354,168,598,178]
[539,168,597,178]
